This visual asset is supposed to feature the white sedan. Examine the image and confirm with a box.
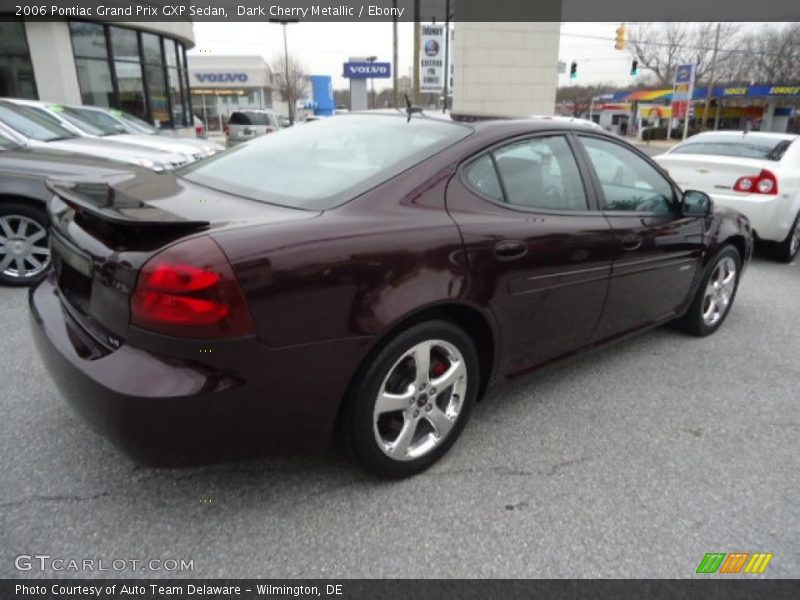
[654,131,800,262]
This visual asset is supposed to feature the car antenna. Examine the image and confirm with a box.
[404,94,423,123]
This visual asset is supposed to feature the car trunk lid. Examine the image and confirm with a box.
[46,170,318,345]
[655,153,776,194]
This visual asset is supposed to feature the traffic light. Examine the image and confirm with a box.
[570,61,577,79]
[615,24,626,50]
[630,59,638,76]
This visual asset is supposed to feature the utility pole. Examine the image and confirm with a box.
[412,0,420,104]
[392,0,398,107]
[702,23,721,131]
[442,0,450,113]
[270,19,298,124]
[366,55,377,108]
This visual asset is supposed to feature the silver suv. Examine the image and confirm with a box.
[225,110,279,146]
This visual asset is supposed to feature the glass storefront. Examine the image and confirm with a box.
[69,21,191,128]
[0,21,37,99]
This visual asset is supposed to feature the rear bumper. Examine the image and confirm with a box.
[709,192,795,243]
[29,275,372,466]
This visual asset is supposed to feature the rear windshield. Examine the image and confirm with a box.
[671,135,794,161]
[180,114,471,210]
[229,112,275,126]
[0,102,77,142]
[49,105,119,136]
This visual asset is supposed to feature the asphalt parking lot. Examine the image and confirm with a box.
[0,253,797,579]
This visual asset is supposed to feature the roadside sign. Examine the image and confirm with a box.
[342,62,391,79]
[420,23,445,93]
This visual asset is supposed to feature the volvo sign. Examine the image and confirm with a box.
[342,62,391,79]
[194,72,249,83]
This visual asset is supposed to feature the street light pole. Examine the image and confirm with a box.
[270,18,298,124]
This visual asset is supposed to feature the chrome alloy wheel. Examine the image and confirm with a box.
[702,256,737,327]
[0,215,50,280]
[373,339,468,461]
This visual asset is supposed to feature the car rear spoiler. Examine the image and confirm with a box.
[47,180,210,231]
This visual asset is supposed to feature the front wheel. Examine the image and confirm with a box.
[0,203,51,286]
[774,211,800,263]
[675,246,741,336]
[343,320,480,479]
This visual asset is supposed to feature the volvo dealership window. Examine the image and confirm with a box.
[0,20,37,99]
[68,22,192,129]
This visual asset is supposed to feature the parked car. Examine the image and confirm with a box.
[67,105,224,158]
[0,100,186,171]
[30,114,752,478]
[224,109,279,145]
[529,115,605,131]
[0,129,139,285]
[4,98,214,165]
[654,131,800,261]
[194,115,207,138]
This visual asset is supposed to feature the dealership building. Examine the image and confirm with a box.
[186,55,280,131]
[0,15,195,131]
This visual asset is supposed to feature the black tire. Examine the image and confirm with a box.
[773,211,800,263]
[675,246,741,337]
[0,202,50,287]
[343,320,480,479]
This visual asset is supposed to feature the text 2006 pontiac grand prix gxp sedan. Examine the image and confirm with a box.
[30,113,753,478]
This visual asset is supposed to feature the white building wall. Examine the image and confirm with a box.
[24,22,81,104]
[452,22,560,118]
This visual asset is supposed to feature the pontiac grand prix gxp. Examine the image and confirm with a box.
[30,113,752,478]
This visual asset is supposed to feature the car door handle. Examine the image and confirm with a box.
[621,234,642,251]
[494,240,528,260]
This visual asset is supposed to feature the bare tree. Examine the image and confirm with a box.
[734,23,800,83]
[556,84,618,117]
[271,54,308,123]
[628,23,740,86]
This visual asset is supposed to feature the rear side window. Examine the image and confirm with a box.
[463,155,503,202]
[464,135,589,211]
[229,112,273,126]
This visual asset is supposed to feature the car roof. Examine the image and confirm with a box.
[349,110,615,135]
[687,130,798,141]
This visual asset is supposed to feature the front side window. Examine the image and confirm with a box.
[492,136,588,211]
[580,136,675,214]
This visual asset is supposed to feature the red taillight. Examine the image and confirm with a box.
[195,124,205,137]
[733,169,778,195]
[223,122,229,135]
[131,236,254,338]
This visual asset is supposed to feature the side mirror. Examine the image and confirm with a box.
[681,190,713,216]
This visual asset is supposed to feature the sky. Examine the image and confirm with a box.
[189,22,639,90]
[189,22,772,91]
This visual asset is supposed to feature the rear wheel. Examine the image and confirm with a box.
[774,211,800,263]
[0,203,50,286]
[675,246,741,336]
[344,320,479,479]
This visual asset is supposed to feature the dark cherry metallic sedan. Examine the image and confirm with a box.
[30,113,753,478]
